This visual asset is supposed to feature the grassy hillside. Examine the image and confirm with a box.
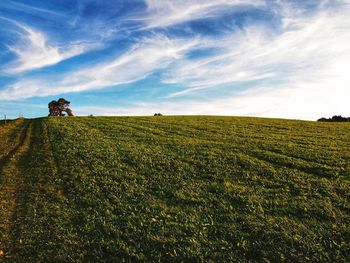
[0,116,349,262]
[0,120,14,126]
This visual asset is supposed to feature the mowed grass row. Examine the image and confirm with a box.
[0,119,27,161]
[10,116,350,262]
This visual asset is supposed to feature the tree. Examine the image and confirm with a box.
[48,98,74,116]
[317,115,350,122]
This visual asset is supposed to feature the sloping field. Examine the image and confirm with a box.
[0,116,349,262]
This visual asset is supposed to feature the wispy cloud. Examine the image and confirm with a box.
[0,35,199,99]
[61,36,199,91]
[164,2,350,96]
[4,24,95,74]
[142,0,265,29]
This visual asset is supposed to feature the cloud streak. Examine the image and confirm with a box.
[142,0,265,29]
[4,24,95,74]
[165,5,350,95]
[0,35,199,99]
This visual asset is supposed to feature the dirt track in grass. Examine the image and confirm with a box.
[0,120,32,259]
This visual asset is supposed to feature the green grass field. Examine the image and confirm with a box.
[0,116,349,262]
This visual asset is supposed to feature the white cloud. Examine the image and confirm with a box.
[165,5,350,95]
[58,36,199,92]
[5,24,94,73]
[143,0,265,29]
[0,35,199,99]
[1,1,65,17]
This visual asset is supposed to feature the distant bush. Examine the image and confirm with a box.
[317,115,350,122]
[154,113,163,116]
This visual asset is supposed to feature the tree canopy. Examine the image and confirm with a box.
[317,115,350,122]
[48,98,74,116]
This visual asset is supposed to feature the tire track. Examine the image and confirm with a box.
[0,121,30,172]
[0,120,32,259]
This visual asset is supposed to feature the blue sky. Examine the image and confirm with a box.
[0,0,349,120]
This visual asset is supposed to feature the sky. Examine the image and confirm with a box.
[0,0,349,120]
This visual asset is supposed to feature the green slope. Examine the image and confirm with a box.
[0,116,349,262]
